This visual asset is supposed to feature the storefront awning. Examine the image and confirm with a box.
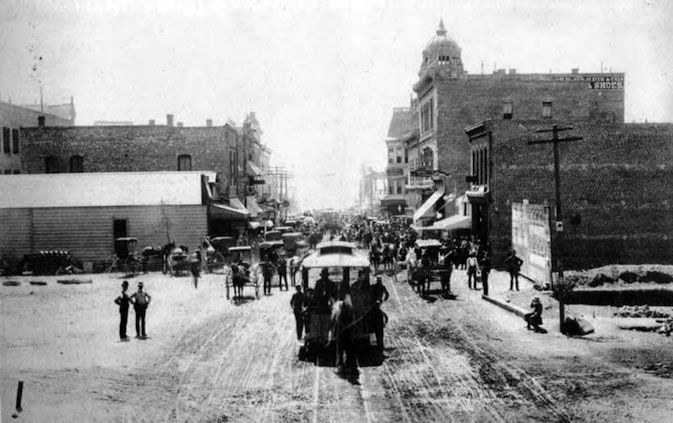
[246,162,263,177]
[210,203,250,219]
[411,214,471,232]
[413,189,444,222]
[246,196,263,218]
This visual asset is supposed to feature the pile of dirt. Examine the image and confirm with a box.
[614,305,670,319]
[566,267,673,288]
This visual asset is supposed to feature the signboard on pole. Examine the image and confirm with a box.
[512,201,553,287]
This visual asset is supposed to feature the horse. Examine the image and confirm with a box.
[330,295,357,374]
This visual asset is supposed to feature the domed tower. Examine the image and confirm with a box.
[419,19,464,79]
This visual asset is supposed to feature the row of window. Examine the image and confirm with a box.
[43,154,194,173]
[471,147,489,185]
[387,146,408,164]
[2,127,20,155]
[388,178,405,195]
[420,100,435,135]
[503,100,553,120]
[1,169,21,174]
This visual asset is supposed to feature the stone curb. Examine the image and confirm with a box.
[482,295,527,318]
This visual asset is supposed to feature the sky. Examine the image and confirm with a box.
[1,0,672,210]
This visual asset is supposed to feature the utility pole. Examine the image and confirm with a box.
[529,124,583,335]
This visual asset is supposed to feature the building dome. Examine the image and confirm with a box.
[419,19,464,77]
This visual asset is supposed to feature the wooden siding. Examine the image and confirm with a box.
[0,208,32,262]
[1,205,207,263]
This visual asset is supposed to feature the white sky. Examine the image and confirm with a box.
[1,0,672,210]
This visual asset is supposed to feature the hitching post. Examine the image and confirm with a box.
[529,125,583,335]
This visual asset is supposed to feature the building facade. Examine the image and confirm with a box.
[381,107,412,217]
[408,20,625,227]
[1,99,75,174]
[466,119,673,269]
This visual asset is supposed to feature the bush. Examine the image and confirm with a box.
[639,271,673,285]
[588,273,615,287]
[619,271,639,284]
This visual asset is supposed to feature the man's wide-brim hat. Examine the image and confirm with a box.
[138,282,144,287]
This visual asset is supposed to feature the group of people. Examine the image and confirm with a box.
[114,280,151,341]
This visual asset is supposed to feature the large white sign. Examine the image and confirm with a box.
[512,201,553,287]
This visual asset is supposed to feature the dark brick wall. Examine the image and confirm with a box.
[485,120,673,269]
[428,74,624,191]
[21,124,240,188]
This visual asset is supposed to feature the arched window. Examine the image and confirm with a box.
[45,156,59,173]
[178,154,192,171]
[69,155,84,173]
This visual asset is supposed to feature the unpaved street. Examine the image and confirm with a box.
[3,267,673,422]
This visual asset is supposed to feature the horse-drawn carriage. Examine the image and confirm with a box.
[163,246,191,276]
[407,239,452,297]
[299,241,384,370]
[224,246,259,300]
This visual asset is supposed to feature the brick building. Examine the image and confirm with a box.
[19,113,273,235]
[1,98,75,174]
[409,20,624,223]
[381,107,412,217]
[466,119,673,269]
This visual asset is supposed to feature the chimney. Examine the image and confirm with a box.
[571,68,579,74]
[167,114,174,127]
[177,122,183,128]
[206,119,213,127]
[148,119,155,126]
[38,116,45,127]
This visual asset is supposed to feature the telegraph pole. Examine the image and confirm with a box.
[529,125,583,334]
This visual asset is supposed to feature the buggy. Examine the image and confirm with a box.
[225,246,259,300]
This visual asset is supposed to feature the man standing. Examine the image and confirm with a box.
[314,268,336,308]
[505,250,524,291]
[441,247,454,295]
[480,251,491,296]
[114,280,131,341]
[370,275,389,353]
[260,255,276,296]
[277,255,288,291]
[466,252,479,290]
[130,281,151,339]
[290,284,305,340]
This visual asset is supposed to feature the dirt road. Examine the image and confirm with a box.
[2,268,673,422]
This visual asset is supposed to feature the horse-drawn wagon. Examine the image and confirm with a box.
[407,239,452,297]
[299,241,384,372]
[225,246,259,300]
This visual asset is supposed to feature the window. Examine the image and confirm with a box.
[11,129,19,154]
[388,147,394,164]
[397,182,403,195]
[420,99,434,135]
[178,154,192,171]
[69,155,84,173]
[13,170,20,174]
[113,219,127,239]
[3,170,11,174]
[542,101,552,118]
[421,147,434,170]
[2,127,9,154]
[503,101,513,120]
[45,156,59,173]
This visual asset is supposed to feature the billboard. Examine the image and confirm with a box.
[512,201,553,287]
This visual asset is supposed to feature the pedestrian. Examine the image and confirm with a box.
[277,255,288,291]
[290,284,306,340]
[260,255,276,295]
[480,251,491,296]
[505,250,524,291]
[466,252,479,290]
[191,249,202,289]
[524,297,544,332]
[130,281,151,339]
[370,275,389,352]
[114,280,131,341]
[441,247,454,295]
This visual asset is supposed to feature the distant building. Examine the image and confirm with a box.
[0,171,215,266]
[358,166,387,216]
[0,98,75,174]
[381,107,412,217]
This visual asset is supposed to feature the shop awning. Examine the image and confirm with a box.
[246,196,263,218]
[246,162,263,177]
[411,214,471,232]
[413,189,445,222]
[210,203,250,219]
[229,197,247,211]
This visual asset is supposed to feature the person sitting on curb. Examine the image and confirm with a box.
[524,297,544,332]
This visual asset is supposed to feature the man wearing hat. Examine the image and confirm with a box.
[114,281,131,341]
[130,282,151,339]
[370,275,390,353]
[525,297,544,332]
[290,284,306,340]
[314,268,336,308]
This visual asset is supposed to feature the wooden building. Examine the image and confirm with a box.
[0,171,218,266]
